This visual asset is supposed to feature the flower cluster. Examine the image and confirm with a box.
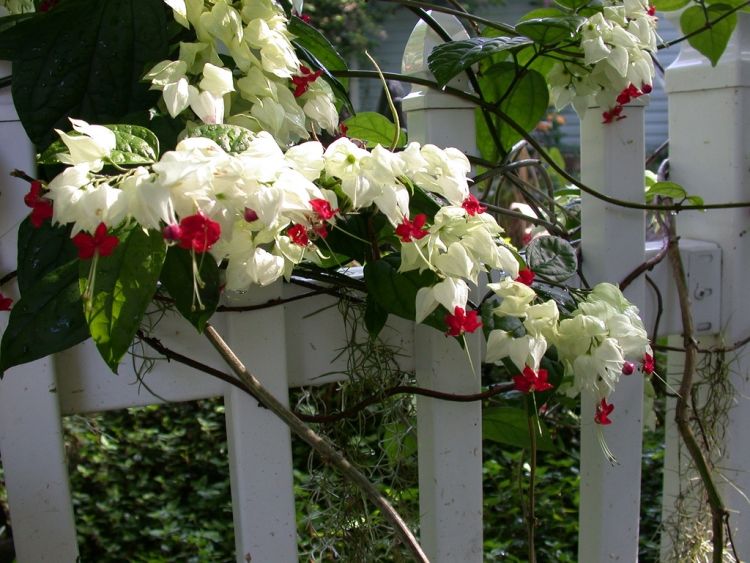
[41,120,516,323]
[146,0,338,144]
[547,0,658,118]
[485,280,651,419]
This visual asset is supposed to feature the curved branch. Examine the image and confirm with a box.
[203,324,430,563]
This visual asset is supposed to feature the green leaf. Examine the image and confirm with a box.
[427,36,533,87]
[553,0,591,9]
[382,421,417,463]
[187,124,256,154]
[706,0,750,12]
[483,406,555,451]
[516,16,586,45]
[107,125,160,164]
[644,181,687,201]
[364,297,389,339]
[645,181,704,206]
[364,255,441,332]
[16,218,77,293]
[342,112,406,148]
[519,8,566,20]
[0,260,89,375]
[680,4,737,66]
[11,0,169,147]
[290,16,352,113]
[653,0,691,10]
[289,15,349,90]
[0,13,36,59]
[476,63,549,158]
[525,236,578,282]
[38,124,160,165]
[159,246,220,333]
[81,227,166,372]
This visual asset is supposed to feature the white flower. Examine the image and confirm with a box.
[284,142,325,181]
[199,63,235,97]
[415,276,469,323]
[145,60,187,90]
[523,300,559,339]
[489,278,537,317]
[163,78,190,118]
[188,85,225,124]
[485,330,547,371]
[119,167,176,230]
[55,118,116,172]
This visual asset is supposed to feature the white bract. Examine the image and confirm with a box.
[548,1,658,116]
[145,0,338,143]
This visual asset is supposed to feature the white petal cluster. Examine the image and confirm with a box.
[484,276,651,401]
[556,283,650,399]
[46,124,520,301]
[146,0,338,143]
[548,1,658,115]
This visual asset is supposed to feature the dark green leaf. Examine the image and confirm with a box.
[342,112,406,148]
[11,0,169,147]
[0,13,36,59]
[38,124,160,165]
[324,214,375,264]
[0,259,89,375]
[160,246,220,333]
[364,297,389,338]
[289,19,352,114]
[516,16,585,45]
[680,4,737,66]
[483,406,555,451]
[526,236,577,282]
[364,255,441,332]
[476,63,549,158]
[427,36,533,87]
[108,125,160,164]
[187,124,255,154]
[553,0,591,10]
[289,16,348,90]
[81,227,166,372]
[16,218,77,293]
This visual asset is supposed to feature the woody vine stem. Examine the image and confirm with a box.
[202,324,430,563]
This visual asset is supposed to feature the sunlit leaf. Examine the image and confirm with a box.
[428,36,533,87]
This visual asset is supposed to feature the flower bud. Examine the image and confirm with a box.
[244,208,259,222]
[622,361,635,375]
[163,224,182,242]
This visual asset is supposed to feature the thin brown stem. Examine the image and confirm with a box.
[203,324,429,562]
[619,239,668,291]
[0,271,17,287]
[137,328,514,423]
[668,223,728,563]
[526,405,537,563]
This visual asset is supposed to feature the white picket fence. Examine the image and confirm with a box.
[0,12,748,563]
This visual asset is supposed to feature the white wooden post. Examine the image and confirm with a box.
[579,99,647,561]
[0,61,80,561]
[402,14,484,562]
[663,13,750,559]
[223,284,298,563]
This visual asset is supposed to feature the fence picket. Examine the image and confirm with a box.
[402,13,484,562]
[663,13,750,559]
[578,100,647,561]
